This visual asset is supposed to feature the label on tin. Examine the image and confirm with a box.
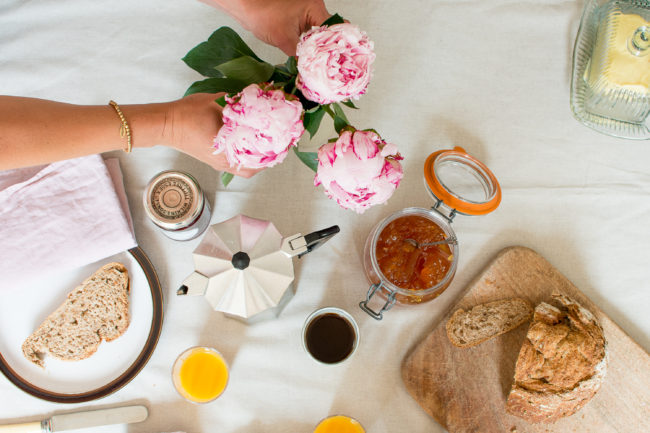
[150,177,194,221]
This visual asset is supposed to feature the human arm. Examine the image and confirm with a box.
[0,94,259,177]
[199,0,330,55]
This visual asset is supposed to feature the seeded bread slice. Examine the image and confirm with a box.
[22,262,130,368]
[446,298,533,348]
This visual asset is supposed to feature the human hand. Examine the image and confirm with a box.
[201,0,330,56]
[164,93,261,178]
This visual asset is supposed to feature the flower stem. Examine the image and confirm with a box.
[332,103,349,123]
[323,104,336,119]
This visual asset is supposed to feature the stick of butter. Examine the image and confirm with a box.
[588,12,650,94]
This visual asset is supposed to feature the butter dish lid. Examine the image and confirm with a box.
[570,0,650,139]
[423,147,501,217]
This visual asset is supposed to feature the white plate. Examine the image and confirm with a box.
[0,247,163,402]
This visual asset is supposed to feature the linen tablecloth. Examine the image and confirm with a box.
[1,1,649,432]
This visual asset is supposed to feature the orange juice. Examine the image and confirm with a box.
[172,347,228,403]
[314,416,365,433]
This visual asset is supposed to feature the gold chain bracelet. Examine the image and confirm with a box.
[108,100,132,153]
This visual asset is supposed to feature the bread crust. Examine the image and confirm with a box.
[22,262,130,368]
[506,294,607,423]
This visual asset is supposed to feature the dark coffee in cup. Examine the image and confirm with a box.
[303,308,359,364]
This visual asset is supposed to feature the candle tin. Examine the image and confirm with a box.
[143,170,211,241]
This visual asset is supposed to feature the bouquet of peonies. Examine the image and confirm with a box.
[183,14,403,213]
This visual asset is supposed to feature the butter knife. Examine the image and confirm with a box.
[0,405,148,433]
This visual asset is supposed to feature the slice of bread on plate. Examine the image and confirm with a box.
[446,298,533,348]
[505,294,607,423]
[22,262,130,368]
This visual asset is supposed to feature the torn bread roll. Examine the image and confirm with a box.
[506,294,607,423]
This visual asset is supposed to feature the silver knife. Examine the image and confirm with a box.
[0,405,148,433]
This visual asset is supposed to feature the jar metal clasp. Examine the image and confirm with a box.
[431,198,457,223]
[359,282,397,321]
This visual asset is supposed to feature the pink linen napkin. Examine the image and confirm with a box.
[0,155,137,286]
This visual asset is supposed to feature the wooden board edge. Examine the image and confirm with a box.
[507,246,650,359]
[400,245,650,432]
[400,354,446,428]
[399,246,535,430]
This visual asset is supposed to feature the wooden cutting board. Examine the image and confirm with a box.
[401,246,650,433]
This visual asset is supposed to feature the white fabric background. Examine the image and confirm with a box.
[1,0,649,432]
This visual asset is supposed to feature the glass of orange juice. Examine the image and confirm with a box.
[172,346,229,403]
[314,415,365,433]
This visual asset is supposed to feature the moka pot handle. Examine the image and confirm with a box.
[281,225,340,258]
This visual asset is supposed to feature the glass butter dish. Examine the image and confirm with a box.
[570,0,650,139]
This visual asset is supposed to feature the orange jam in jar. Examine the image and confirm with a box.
[360,147,500,320]
[362,207,459,310]
[375,215,453,291]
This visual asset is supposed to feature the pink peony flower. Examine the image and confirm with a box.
[213,83,305,169]
[295,23,376,104]
[314,128,403,213]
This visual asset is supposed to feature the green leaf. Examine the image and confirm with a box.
[334,115,348,133]
[293,147,318,172]
[303,106,326,138]
[285,56,298,75]
[361,127,380,135]
[274,65,291,76]
[215,95,227,107]
[341,100,358,109]
[330,103,350,133]
[215,56,275,84]
[182,27,263,77]
[270,65,292,83]
[184,77,248,97]
[321,13,345,27]
[332,103,349,123]
[221,172,234,187]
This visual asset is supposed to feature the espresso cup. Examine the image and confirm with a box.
[302,307,359,365]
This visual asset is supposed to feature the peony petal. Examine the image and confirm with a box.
[315,129,403,212]
[296,23,376,104]
[217,84,304,169]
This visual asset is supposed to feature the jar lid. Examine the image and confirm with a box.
[143,171,204,230]
[423,147,501,216]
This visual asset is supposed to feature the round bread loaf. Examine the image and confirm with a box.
[505,294,607,423]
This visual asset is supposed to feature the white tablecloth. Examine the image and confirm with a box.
[1,1,649,432]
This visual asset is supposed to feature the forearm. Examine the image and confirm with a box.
[0,96,169,170]
[198,0,303,31]
[198,0,329,56]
